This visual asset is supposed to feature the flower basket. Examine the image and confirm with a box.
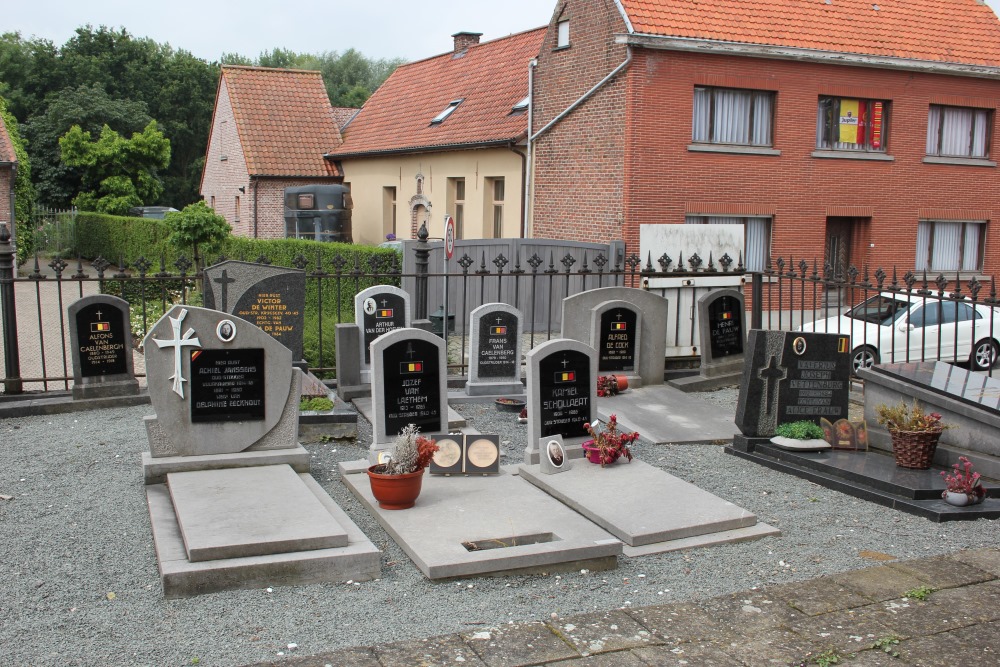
[889,428,942,469]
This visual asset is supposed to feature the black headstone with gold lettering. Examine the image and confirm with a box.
[69,295,139,399]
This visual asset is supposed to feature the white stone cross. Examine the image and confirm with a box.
[154,308,202,399]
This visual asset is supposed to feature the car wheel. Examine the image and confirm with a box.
[852,346,879,374]
[970,338,999,371]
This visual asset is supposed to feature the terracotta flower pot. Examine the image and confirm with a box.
[614,375,629,391]
[367,466,425,510]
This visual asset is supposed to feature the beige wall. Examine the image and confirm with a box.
[340,147,526,246]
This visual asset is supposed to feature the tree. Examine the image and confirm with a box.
[0,94,36,264]
[59,120,170,215]
[165,200,230,267]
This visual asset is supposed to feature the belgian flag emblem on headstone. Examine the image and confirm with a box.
[554,371,576,383]
[612,322,627,330]
[490,325,507,335]
[377,308,394,318]
[400,361,424,374]
[91,321,111,332]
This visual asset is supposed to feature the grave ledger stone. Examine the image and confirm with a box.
[354,285,411,384]
[465,303,524,396]
[370,328,447,459]
[735,330,851,438]
[525,338,598,464]
[68,295,140,399]
[203,260,306,363]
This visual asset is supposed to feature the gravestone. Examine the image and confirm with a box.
[370,328,447,460]
[203,261,306,363]
[68,295,140,399]
[465,303,524,396]
[561,287,667,388]
[735,330,851,437]
[354,285,411,384]
[140,305,379,597]
[525,338,598,464]
[592,300,641,375]
[671,289,747,391]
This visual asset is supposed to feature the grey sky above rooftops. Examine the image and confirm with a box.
[7,1,556,62]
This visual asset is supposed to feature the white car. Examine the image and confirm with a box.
[799,292,1000,373]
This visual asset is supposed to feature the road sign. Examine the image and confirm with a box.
[444,215,455,260]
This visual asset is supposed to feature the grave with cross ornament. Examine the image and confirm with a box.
[203,260,306,364]
[734,330,852,438]
[68,294,140,399]
[465,302,524,396]
[353,285,412,385]
[139,305,380,598]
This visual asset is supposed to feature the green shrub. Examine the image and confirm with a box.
[775,420,825,440]
[303,311,338,378]
[300,397,334,412]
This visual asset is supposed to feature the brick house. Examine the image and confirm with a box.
[0,118,14,241]
[529,0,1000,280]
[200,66,345,239]
[326,29,544,245]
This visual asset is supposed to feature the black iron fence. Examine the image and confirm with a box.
[2,219,998,395]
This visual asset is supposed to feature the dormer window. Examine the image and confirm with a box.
[431,99,464,125]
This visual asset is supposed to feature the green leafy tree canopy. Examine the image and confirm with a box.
[1,94,36,264]
[59,119,170,215]
[165,200,231,266]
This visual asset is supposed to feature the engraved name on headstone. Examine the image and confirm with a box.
[465,303,524,396]
[190,348,266,423]
[594,303,639,373]
[68,295,140,399]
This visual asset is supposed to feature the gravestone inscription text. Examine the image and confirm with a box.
[75,303,128,376]
[190,348,266,423]
[598,308,637,372]
[381,339,442,436]
[476,311,518,378]
[539,351,590,439]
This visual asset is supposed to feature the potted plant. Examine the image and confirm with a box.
[367,424,439,510]
[582,414,638,466]
[875,400,950,469]
[517,407,528,424]
[941,456,987,506]
[596,375,628,397]
[771,420,830,450]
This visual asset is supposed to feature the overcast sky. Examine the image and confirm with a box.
[6,1,557,63]
[7,1,1000,64]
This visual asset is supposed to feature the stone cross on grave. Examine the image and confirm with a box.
[95,310,103,320]
[154,308,202,399]
[496,315,504,325]
[561,358,569,369]
[758,355,787,417]
[405,342,417,359]
[615,311,622,322]
[213,269,236,311]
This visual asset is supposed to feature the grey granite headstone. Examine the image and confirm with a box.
[465,303,524,396]
[370,328,447,459]
[735,330,852,437]
[525,338,598,464]
[142,305,300,458]
[591,300,641,376]
[562,287,667,388]
[354,285,411,384]
[698,288,746,377]
[68,295,139,399]
[203,261,306,362]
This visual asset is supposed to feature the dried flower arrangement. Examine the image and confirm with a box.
[596,375,621,397]
[582,414,638,466]
[377,424,439,475]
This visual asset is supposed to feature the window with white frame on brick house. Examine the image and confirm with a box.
[816,97,889,152]
[383,186,397,239]
[692,87,774,146]
[557,19,569,48]
[685,215,771,272]
[447,177,465,239]
[916,219,985,273]
[486,177,505,238]
[926,105,992,158]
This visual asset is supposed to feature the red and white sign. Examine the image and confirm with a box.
[444,215,455,260]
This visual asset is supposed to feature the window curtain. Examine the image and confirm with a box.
[692,88,710,142]
[928,106,989,157]
[751,93,772,146]
[692,88,771,146]
[713,90,751,144]
[917,220,983,271]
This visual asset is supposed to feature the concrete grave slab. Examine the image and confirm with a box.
[141,443,311,485]
[596,384,737,444]
[167,465,348,562]
[339,462,622,579]
[146,472,380,598]
[518,459,760,547]
[352,396,467,432]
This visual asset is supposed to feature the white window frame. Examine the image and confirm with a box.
[557,20,570,48]
[926,105,991,158]
[915,219,985,273]
[685,215,771,272]
[692,87,774,147]
[431,99,463,125]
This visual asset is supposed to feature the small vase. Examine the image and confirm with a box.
[367,466,425,510]
[943,489,985,507]
[582,443,620,465]
[614,376,629,391]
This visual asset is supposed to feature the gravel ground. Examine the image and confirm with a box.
[2,390,999,666]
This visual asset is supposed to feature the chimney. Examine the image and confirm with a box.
[452,32,482,56]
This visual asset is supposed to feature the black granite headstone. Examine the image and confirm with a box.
[538,349,591,439]
[707,295,743,359]
[381,338,442,436]
[189,348,266,423]
[362,292,408,365]
[735,330,851,437]
[75,302,128,376]
[597,307,637,372]
[476,310,519,378]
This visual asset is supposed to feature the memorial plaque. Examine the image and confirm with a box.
[597,307,638,372]
[204,261,306,360]
[538,349,591,439]
[381,337,442,436]
[707,294,743,358]
[361,291,409,365]
[75,302,128,376]
[477,310,519,378]
[736,330,851,437]
[190,348,266,423]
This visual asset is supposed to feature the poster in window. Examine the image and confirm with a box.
[871,102,883,149]
[839,99,860,144]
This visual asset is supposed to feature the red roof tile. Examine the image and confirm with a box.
[0,119,15,163]
[331,106,359,129]
[333,28,545,157]
[620,0,1000,67]
[222,66,343,177]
